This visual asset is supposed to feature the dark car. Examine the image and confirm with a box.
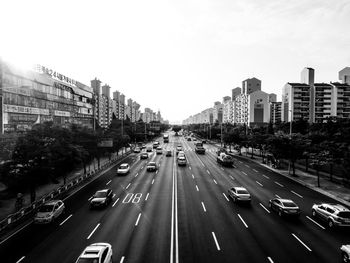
[166,150,172,157]
[269,198,300,217]
[146,162,158,172]
[140,153,149,159]
[90,189,113,208]
[187,137,191,141]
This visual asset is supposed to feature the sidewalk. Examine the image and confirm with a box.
[205,139,350,207]
[0,148,128,221]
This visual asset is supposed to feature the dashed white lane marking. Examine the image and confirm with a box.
[196,185,199,191]
[201,202,207,212]
[230,175,235,180]
[259,203,270,213]
[126,183,131,189]
[112,194,116,198]
[59,214,73,226]
[16,256,25,263]
[211,232,221,251]
[306,216,325,230]
[274,181,284,187]
[206,170,210,174]
[88,196,93,201]
[239,161,243,164]
[238,214,248,228]
[145,193,150,201]
[135,213,141,226]
[135,173,138,177]
[221,167,224,171]
[223,193,229,201]
[256,181,263,187]
[120,256,125,263]
[112,198,120,207]
[213,179,218,184]
[192,174,194,179]
[245,164,249,168]
[262,174,270,179]
[189,166,192,170]
[141,166,144,169]
[291,190,303,198]
[87,223,100,239]
[275,194,281,199]
[292,233,312,251]
[242,171,247,176]
[267,257,274,263]
[106,180,112,185]
[253,169,258,172]
[152,179,155,184]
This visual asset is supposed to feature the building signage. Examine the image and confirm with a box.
[35,64,77,87]
[4,104,50,115]
[54,110,71,117]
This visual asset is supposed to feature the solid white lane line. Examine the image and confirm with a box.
[275,194,281,199]
[211,232,221,251]
[253,169,258,172]
[170,160,175,263]
[112,198,120,207]
[59,214,73,226]
[106,180,112,185]
[291,190,303,198]
[267,257,274,263]
[259,203,270,213]
[120,256,125,263]
[292,233,312,252]
[87,223,100,239]
[126,183,131,189]
[145,193,150,201]
[201,202,207,212]
[242,171,247,176]
[223,193,229,202]
[256,181,263,187]
[192,174,194,179]
[135,173,138,177]
[238,214,248,228]
[196,185,199,191]
[175,157,179,263]
[262,174,270,179]
[213,179,218,184]
[206,170,210,174]
[230,175,235,180]
[306,216,325,230]
[152,179,155,184]
[274,181,284,187]
[135,213,141,226]
[16,256,25,263]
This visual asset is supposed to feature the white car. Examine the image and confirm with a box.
[156,146,163,154]
[341,245,350,263]
[76,243,113,263]
[312,203,350,228]
[133,147,141,153]
[34,200,65,224]
[177,156,187,166]
[227,187,251,203]
[117,163,130,175]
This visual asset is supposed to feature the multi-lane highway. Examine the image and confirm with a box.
[0,132,349,263]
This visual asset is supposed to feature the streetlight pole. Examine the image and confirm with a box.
[220,122,223,147]
[288,109,293,174]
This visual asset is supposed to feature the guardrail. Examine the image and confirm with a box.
[0,150,131,234]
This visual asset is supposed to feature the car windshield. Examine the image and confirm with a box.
[94,192,107,198]
[282,201,297,207]
[237,189,249,194]
[338,211,350,218]
[38,205,54,212]
[76,258,99,263]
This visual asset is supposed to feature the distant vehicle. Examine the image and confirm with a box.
[227,187,251,203]
[176,145,182,154]
[312,203,350,228]
[178,151,185,157]
[90,189,113,208]
[153,141,160,149]
[195,142,205,154]
[163,134,169,143]
[137,142,146,149]
[133,147,141,153]
[75,243,113,263]
[269,198,300,217]
[140,152,149,159]
[202,140,206,144]
[166,150,172,157]
[146,146,153,152]
[341,245,350,263]
[146,162,158,172]
[34,200,65,224]
[156,146,163,154]
[177,156,187,166]
[217,152,234,167]
[117,163,130,175]
[187,137,191,141]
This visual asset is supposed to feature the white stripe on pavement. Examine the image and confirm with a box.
[192,174,195,179]
[16,256,25,263]
[262,174,270,179]
[87,223,100,239]
[106,180,112,185]
[152,179,155,185]
[238,214,248,228]
[201,202,207,212]
[291,190,303,198]
[211,232,221,251]
[196,185,199,191]
[274,181,284,187]
[259,203,270,213]
[230,175,235,180]
[256,181,263,187]
[242,171,247,176]
[135,213,141,226]
[253,169,258,172]
[306,216,325,230]
[275,194,281,199]
[213,179,218,184]
[59,214,73,226]
[267,257,274,263]
[112,198,120,207]
[125,183,131,189]
[292,233,312,251]
[120,256,125,263]
[145,193,149,201]
[223,193,229,201]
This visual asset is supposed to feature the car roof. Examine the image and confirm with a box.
[277,199,295,203]
[120,163,128,166]
[96,189,109,193]
[81,243,111,258]
[233,187,247,191]
[322,203,349,211]
[148,162,156,165]
[44,200,62,205]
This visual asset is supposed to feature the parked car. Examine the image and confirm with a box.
[140,152,149,159]
[269,198,300,217]
[227,187,251,203]
[341,244,350,263]
[34,200,65,224]
[146,162,158,172]
[117,163,130,175]
[90,189,113,208]
[156,146,163,154]
[312,203,350,228]
[75,243,113,263]
[166,150,172,157]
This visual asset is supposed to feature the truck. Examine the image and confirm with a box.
[195,142,205,154]
[217,150,234,167]
[163,134,169,143]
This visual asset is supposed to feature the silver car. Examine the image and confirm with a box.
[227,187,251,203]
[312,203,350,228]
[34,200,65,224]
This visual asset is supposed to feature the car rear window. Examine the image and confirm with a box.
[338,211,350,218]
[95,192,107,198]
[237,190,249,194]
[282,201,297,207]
[120,164,128,169]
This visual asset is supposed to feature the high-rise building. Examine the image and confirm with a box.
[339,67,350,85]
[242,78,261,95]
[213,102,223,124]
[91,78,112,128]
[330,82,350,119]
[270,102,282,123]
[232,87,241,100]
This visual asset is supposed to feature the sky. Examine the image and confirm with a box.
[1,0,350,124]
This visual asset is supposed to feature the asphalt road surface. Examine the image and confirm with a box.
[0,132,349,263]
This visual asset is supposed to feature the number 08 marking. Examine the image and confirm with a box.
[123,193,142,204]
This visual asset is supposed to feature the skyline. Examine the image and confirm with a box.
[1,0,349,123]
